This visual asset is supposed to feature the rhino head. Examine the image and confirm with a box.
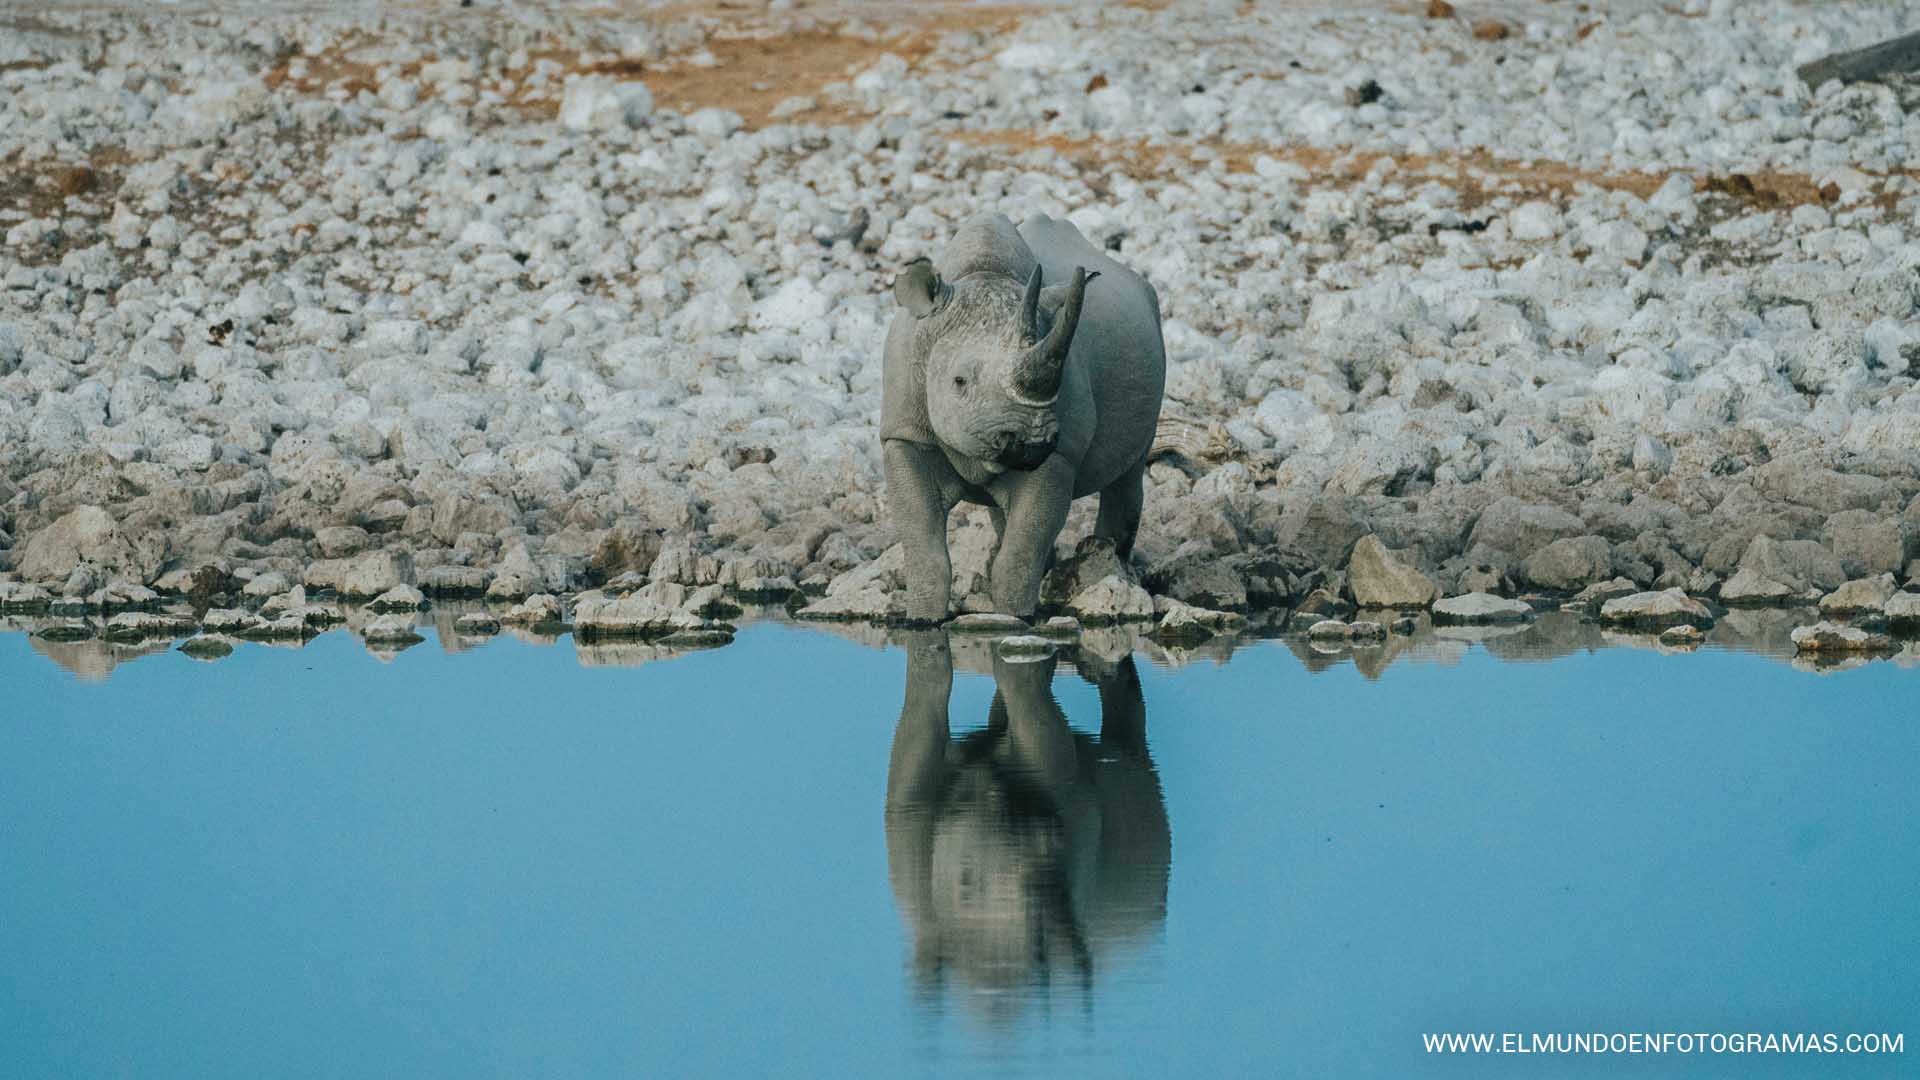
[893,258,1094,473]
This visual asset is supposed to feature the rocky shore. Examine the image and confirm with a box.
[3,1,1920,670]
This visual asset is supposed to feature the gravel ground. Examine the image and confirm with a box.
[3,0,1920,662]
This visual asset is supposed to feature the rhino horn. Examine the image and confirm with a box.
[1020,264,1044,342]
[1009,265,1089,407]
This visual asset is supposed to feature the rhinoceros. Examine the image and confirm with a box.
[882,212,1167,622]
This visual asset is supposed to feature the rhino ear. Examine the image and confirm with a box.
[892,258,944,318]
[1037,271,1098,318]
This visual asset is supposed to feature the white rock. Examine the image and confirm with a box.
[1432,592,1533,625]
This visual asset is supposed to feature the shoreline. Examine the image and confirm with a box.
[3,1,1919,671]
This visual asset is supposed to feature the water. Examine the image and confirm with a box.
[2,620,1915,1078]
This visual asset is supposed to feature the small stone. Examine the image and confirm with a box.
[995,634,1056,660]
[1659,624,1705,647]
[179,636,235,660]
[948,613,1030,634]
[658,627,736,649]
[1307,619,1351,640]
[1035,616,1083,639]
[454,612,501,635]
[1432,592,1534,625]
[1348,620,1386,641]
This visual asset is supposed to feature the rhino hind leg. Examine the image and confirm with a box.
[1094,457,1146,561]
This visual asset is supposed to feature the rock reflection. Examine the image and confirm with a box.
[883,631,1170,1023]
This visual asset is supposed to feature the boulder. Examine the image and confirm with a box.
[313,526,370,558]
[419,565,491,597]
[304,550,414,599]
[18,506,165,585]
[1818,574,1897,617]
[99,611,199,642]
[589,524,664,582]
[1719,567,1798,607]
[1466,497,1585,559]
[1885,592,1920,633]
[797,549,907,622]
[1066,574,1156,625]
[1432,592,1534,625]
[1346,534,1437,608]
[0,581,52,613]
[1043,538,1134,608]
[1142,552,1248,611]
[1823,511,1909,577]
[1597,588,1714,630]
[1156,600,1248,643]
[1738,535,1845,593]
[366,584,428,612]
[502,593,565,626]
[240,571,293,599]
[1791,621,1894,654]
[200,608,261,633]
[574,594,720,640]
[1566,577,1639,614]
[1519,536,1614,592]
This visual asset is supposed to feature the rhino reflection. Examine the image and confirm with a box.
[884,631,1169,1020]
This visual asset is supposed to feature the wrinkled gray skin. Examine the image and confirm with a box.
[884,631,1169,1016]
[882,212,1167,621]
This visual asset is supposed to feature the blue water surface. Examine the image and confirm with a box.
[1,624,1914,1078]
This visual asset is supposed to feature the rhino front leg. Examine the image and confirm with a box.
[990,456,1075,619]
[885,439,953,624]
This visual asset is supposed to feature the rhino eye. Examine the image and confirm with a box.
[953,376,968,389]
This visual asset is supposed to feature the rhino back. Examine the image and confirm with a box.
[1019,214,1166,495]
